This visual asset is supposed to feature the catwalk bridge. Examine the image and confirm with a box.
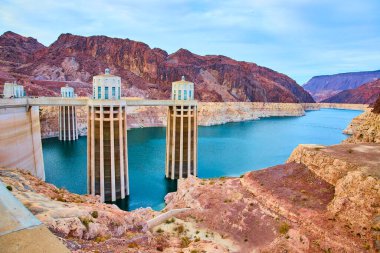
[0,97,197,108]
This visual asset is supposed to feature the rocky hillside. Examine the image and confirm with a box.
[0,31,314,103]
[303,70,380,102]
[322,79,380,104]
[2,140,379,252]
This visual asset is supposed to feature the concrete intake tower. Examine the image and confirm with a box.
[87,69,129,202]
[59,85,78,141]
[165,76,198,179]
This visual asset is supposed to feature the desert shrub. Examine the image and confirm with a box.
[94,236,109,243]
[174,224,185,234]
[165,217,175,224]
[156,228,164,233]
[278,222,290,234]
[91,211,99,219]
[181,237,191,247]
[6,185,12,191]
[79,217,93,230]
[128,242,138,248]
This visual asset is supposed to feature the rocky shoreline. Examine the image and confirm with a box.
[1,101,379,252]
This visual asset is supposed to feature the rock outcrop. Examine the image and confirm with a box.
[287,144,380,234]
[303,70,380,102]
[0,31,314,103]
[343,110,380,144]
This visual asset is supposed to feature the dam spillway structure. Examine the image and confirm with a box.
[165,76,198,179]
[59,84,78,141]
[87,68,129,202]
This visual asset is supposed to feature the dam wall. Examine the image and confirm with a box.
[0,106,44,180]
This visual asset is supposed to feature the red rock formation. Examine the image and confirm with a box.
[372,95,380,114]
[322,79,380,104]
[0,32,314,102]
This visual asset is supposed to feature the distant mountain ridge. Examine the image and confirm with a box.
[0,31,314,103]
[322,79,380,104]
[303,70,380,102]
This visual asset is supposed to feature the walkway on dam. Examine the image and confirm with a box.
[0,181,69,253]
[0,97,198,108]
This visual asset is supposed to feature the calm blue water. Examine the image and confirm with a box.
[42,109,362,210]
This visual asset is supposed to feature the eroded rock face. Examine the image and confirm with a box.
[163,163,374,252]
[344,111,380,144]
[372,95,380,114]
[0,169,155,241]
[0,31,314,103]
[287,144,380,233]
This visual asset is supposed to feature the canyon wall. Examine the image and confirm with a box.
[0,106,44,179]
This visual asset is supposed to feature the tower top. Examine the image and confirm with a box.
[181,75,185,81]
[105,68,110,75]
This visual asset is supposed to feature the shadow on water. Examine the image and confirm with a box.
[112,178,177,210]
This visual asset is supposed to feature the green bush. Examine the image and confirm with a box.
[6,185,12,191]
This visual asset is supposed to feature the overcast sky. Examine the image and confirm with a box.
[0,0,379,84]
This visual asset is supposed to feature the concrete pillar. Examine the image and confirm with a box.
[90,106,95,195]
[110,106,116,201]
[67,106,71,141]
[187,106,191,176]
[99,106,105,202]
[59,107,62,140]
[166,103,198,179]
[63,107,66,141]
[194,107,198,176]
[124,106,129,196]
[165,107,170,178]
[58,105,78,141]
[119,105,125,199]
[179,105,184,178]
[87,103,129,202]
[171,107,177,179]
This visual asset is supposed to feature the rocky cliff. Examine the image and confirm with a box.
[322,79,380,104]
[303,70,380,102]
[343,110,380,144]
[287,144,380,239]
[0,31,314,103]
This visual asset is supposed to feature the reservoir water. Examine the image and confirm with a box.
[42,109,362,210]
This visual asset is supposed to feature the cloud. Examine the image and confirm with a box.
[0,0,379,83]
